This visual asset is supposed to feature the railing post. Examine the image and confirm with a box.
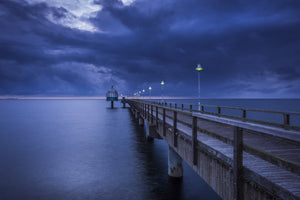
[156,106,158,127]
[170,103,172,108]
[283,113,290,129]
[181,104,184,110]
[192,116,198,165]
[173,111,177,147]
[163,108,166,136]
[151,105,153,124]
[218,107,221,116]
[175,103,177,109]
[233,127,243,200]
[242,109,246,121]
[201,105,204,112]
[147,104,150,121]
[190,105,192,112]
[165,102,167,106]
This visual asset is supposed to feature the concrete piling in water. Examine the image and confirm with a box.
[135,111,139,120]
[145,121,154,141]
[168,146,183,179]
[139,117,144,126]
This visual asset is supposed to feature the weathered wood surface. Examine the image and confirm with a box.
[127,100,300,200]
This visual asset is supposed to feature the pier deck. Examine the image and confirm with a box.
[126,99,300,200]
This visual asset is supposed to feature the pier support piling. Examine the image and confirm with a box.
[145,121,154,141]
[135,111,140,120]
[168,146,183,179]
[139,117,144,126]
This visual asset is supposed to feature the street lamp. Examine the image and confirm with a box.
[195,64,203,110]
[149,86,152,98]
[160,81,165,102]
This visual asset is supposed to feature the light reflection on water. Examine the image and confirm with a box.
[0,100,220,200]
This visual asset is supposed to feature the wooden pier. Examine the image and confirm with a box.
[125,99,300,200]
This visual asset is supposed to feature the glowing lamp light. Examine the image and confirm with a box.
[149,86,152,90]
[142,89,145,92]
[195,64,203,71]
[160,81,165,86]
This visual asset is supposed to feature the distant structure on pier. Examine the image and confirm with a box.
[106,85,118,108]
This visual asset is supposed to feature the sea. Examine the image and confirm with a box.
[0,99,299,200]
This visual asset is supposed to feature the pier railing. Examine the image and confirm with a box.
[147,101,300,131]
[127,99,300,200]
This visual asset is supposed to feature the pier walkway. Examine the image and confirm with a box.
[125,99,300,200]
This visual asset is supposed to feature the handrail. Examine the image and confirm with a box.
[156,100,300,115]
[128,99,300,131]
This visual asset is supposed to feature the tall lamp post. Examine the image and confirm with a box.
[161,81,165,103]
[149,86,152,98]
[195,64,203,110]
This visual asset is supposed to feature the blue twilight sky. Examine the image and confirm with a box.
[0,0,300,98]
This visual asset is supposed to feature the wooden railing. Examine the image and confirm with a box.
[127,99,300,199]
[141,101,300,131]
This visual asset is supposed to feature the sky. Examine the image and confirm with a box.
[0,0,300,98]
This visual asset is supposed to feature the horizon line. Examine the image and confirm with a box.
[0,96,299,100]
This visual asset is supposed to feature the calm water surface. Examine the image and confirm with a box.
[0,100,220,200]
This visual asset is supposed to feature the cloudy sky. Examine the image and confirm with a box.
[0,0,299,98]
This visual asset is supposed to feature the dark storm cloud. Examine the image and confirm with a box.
[0,0,300,97]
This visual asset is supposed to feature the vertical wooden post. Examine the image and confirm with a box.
[242,109,246,121]
[163,108,166,136]
[283,113,290,129]
[156,106,158,127]
[175,103,177,109]
[173,111,177,147]
[192,116,198,165]
[170,103,172,108]
[147,104,150,121]
[201,105,204,112]
[151,105,153,124]
[218,107,221,116]
[181,104,184,110]
[233,127,243,200]
[190,105,192,112]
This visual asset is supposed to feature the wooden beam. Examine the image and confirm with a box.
[233,127,243,200]
[192,116,198,165]
[173,111,178,147]
[163,108,166,136]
